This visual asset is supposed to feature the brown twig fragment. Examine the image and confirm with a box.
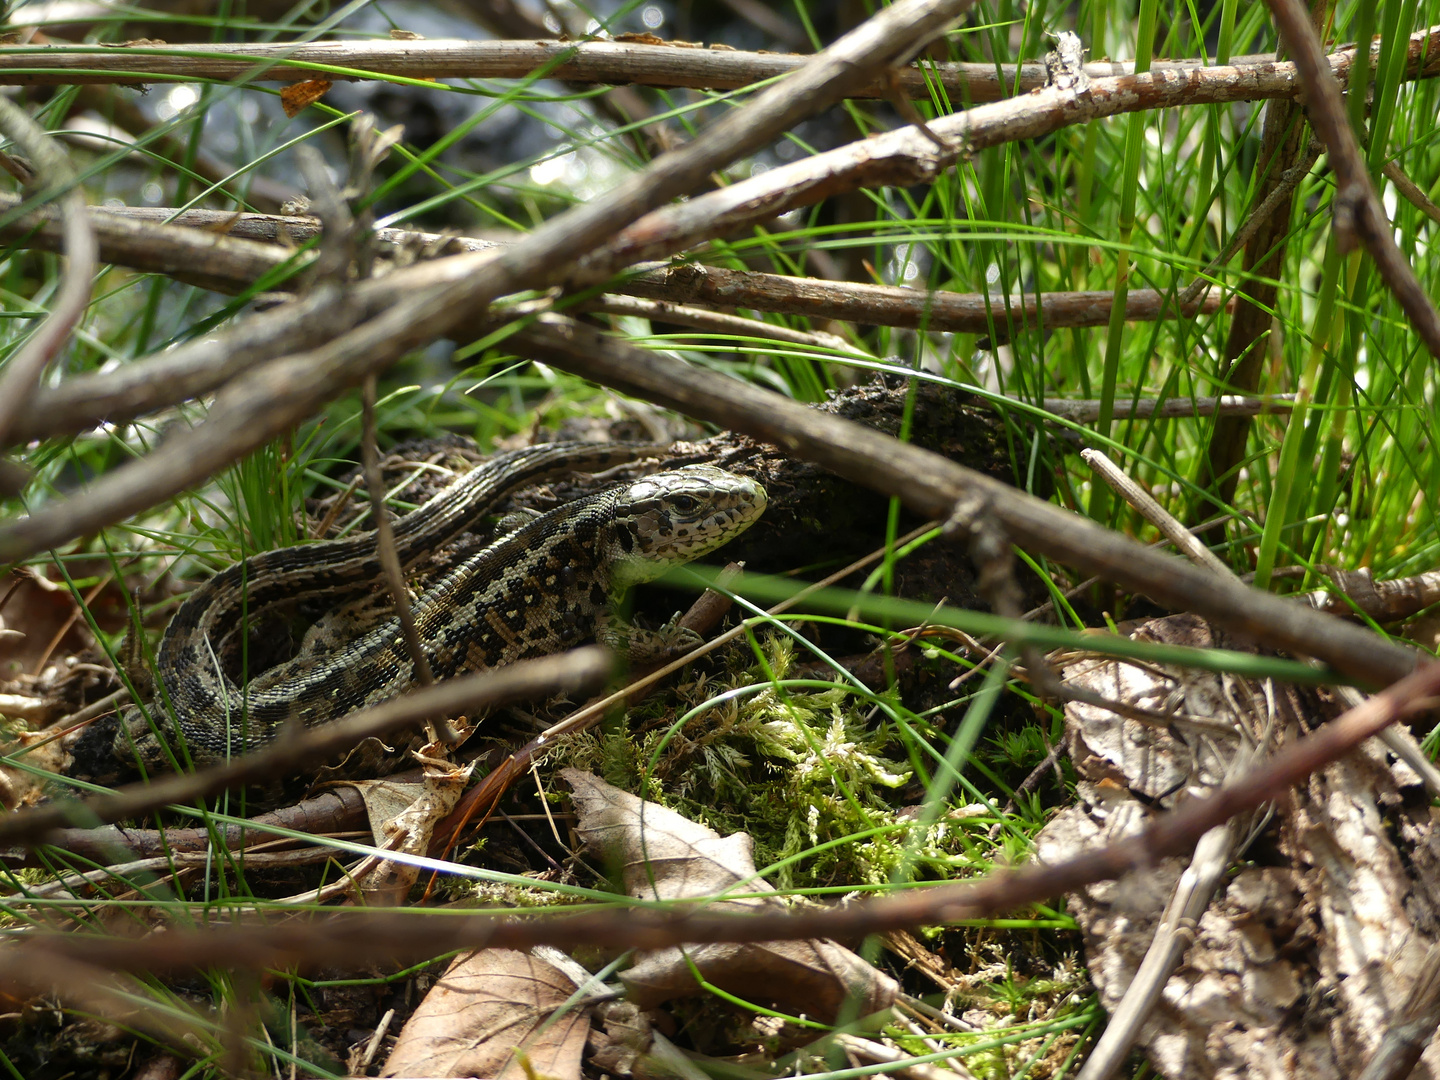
[1264,0,1440,358]
[9,660,1439,975]
[0,37,1336,100]
[1082,448,1230,575]
[1383,159,1440,226]
[360,376,436,692]
[1178,140,1323,311]
[0,96,96,446]
[1039,394,1295,422]
[0,192,297,293]
[0,648,611,849]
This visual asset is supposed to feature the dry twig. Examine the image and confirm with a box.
[9,659,1438,974]
[1264,0,1440,358]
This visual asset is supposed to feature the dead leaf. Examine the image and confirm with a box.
[281,79,332,117]
[0,571,96,683]
[1039,614,1440,1078]
[356,745,472,905]
[1060,613,1242,803]
[564,769,896,1021]
[380,948,590,1079]
[0,727,70,810]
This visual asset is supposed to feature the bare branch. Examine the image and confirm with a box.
[0,36,1364,99]
[1041,395,1295,422]
[1265,0,1440,358]
[1383,159,1440,225]
[0,647,611,849]
[620,262,1228,336]
[0,96,96,446]
[507,313,1420,688]
[0,192,295,291]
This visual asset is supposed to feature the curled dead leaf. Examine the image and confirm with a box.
[381,948,590,1080]
[564,769,896,1021]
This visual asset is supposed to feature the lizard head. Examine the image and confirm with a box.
[608,464,766,588]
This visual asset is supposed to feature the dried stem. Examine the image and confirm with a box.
[11,659,1439,973]
[0,648,611,849]
[0,36,1350,99]
[1264,0,1440,357]
[507,313,1419,688]
[0,95,95,446]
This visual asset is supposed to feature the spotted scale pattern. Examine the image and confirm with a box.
[115,456,765,767]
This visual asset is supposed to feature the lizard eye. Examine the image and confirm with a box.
[670,494,701,514]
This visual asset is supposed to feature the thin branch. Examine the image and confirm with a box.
[1040,394,1295,422]
[0,191,296,292]
[0,96,96,446]
[1082,448,1231,575]
[0,647,611,849]
[11,659,1439,974]
[1075,815,1241,1080]
[580,294,857,354]
[5,198,1232,338]
[1178,140,1323,310]
[506,313,1419,688]
[0,36,1352,99]
[359,374,448,746]
[1383,159,1440,226]
[51,204,1235,334]
[619,261,1229,337]
[358,388,432,686]
[1265,0,1440,358]
[5,785,369,866]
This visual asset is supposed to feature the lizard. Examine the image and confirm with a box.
[113,442,767,769]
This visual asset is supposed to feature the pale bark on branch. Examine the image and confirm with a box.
[0,35,1374,99]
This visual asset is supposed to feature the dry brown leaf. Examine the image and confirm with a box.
[0,727,70,810]
[355,745,472,904]
[280,79,332,117]
[1061,613,1241,803]
[0,571,95,683]
[380,948,590,1080]
[1039,613,1440,1079]
[563,769,896,1021]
